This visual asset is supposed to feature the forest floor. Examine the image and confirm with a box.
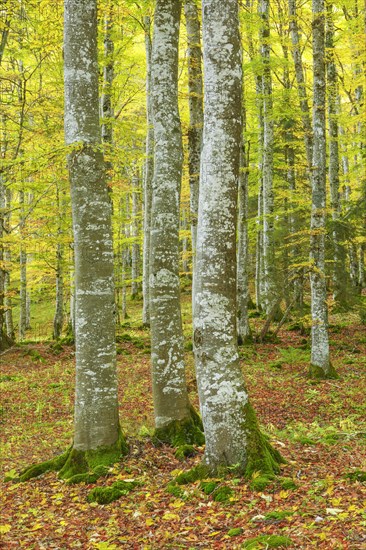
[1,294,366,549]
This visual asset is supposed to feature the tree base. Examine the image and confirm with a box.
[152,405,205,452]
[242,401,286,481]
[173,401,284,489]
[309,362,339,380]
[17,428,128,484]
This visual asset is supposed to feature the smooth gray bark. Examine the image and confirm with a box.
[142,16,153,326]
[131,172,140,299]
[150,0,191,428]
[259,0,278,316]
[18,190,27,340]
[64,0,120,450]
[184,0,203,304]
[194,0,250,467]
[309,0,333,377]
[237,103,252,344]
[326,4,348,307]
[288,0,313,174]
[53,187,64,340]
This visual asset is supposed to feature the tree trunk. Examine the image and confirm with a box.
[326,4,348,308]
[259,0,279,317]
[237,101,252,344]
[19,189,27,341]
[194,0,282,474]
[149,0,203,446]
[309,0,337,379]
[288,0,313,174]
[184,0,203,312]
[131,172,140,299]
[142,16,154,327]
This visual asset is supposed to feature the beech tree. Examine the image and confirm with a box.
[193,0,282,474]
[149,0,203,448]
[19,0,127,482]
[184,0,203,310]
[309,0,337,379]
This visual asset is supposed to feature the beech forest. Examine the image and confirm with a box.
[0,0,365,548]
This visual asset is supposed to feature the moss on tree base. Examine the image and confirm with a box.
[17,428,128,484]
[242,401,286,482]
[309,362,339,380]
[152,405,205,455]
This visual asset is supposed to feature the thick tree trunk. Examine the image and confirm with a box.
[64,0,122,452]
[309,0,337,379]
[9,0,132,483]
[194,0,282,474]
[142,16,153,327]
[149,0,202,445]
[184,0,203,310]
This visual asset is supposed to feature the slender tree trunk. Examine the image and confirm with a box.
[142,16,153,326]
[184,0,203,311]
[259,0,279,317]
[131,172,140,299]
[256,183,264,311]
[288,0,313,174]
[326,4,348,308]
[149,0,203,444]
[309,0,337,378]
[194,0,282,474]
[181,208,190,274]
[19,189,27,340]
[237,101,252,344]
[53,244,64,340]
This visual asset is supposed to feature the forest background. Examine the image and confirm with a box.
[0,0,366,548]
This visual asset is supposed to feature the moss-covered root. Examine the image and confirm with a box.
[309,362,339,380]
[243,401,286,485]
[17,428,128,484]
[87,479,138,505]
[17,448,71,482]
[152,405,205,452]
[59,429,128,483]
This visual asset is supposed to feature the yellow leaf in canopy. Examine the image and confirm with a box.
[0,525,11,534]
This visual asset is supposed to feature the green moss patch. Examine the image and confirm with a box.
[345,470,366,482]
[166,482,186,499]
[87,479,138,505]
[243,535,293,548]
[228,527,243,536]
[280,478,298,490]
[152,407,204,449]
[175,444,196,460]
[175,464,212,485]
[250,475,273,491]
[242,401,286,480]
[264,510,293,521]
[212,485,233,502]
[309,362,339,380]
[200,480,218,495]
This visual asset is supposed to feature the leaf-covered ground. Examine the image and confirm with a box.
[1,299,366,549]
